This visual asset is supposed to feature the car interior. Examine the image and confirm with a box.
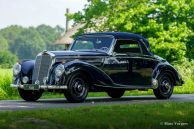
[114,39,141,54]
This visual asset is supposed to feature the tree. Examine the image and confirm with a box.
[0,25,23,52]
[0,25,64,61]
[36,24,64,50]
[0,50,17,68]
[69,0,194,62]
[0,35,17,67]
[14,28,46,59]
[0,35,8,49]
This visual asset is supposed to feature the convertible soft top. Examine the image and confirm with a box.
[79,32,150,49]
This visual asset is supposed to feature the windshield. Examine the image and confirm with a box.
[71,36,114,53]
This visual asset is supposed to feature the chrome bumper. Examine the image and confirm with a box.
[10,84,67,90]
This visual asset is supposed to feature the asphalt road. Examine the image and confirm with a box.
[0,94,193,111]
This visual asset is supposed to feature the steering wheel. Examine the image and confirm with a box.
[100,47,109,51]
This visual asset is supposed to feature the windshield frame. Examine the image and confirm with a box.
[69,35,115,54]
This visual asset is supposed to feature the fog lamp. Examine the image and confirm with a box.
[22,76,29,84]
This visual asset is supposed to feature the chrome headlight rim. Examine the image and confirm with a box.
[55,64,65,77]
[13,63,21,76]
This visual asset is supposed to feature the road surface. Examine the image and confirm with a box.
[0,94,193,111]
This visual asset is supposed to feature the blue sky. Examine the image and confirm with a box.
[0,0,88,29]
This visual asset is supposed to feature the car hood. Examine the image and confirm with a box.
[49,50,108,57]
[48,50,106,67]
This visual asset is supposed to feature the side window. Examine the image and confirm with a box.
[114,39,141,54]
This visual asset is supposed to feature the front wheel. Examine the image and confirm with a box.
[107,89,125,98]
[153,73,174,99]
[64,73,88,103]
[18,88,43,101]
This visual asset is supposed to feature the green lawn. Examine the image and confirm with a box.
[0,102,193,129]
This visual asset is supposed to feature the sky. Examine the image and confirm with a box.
[0,0,88,29]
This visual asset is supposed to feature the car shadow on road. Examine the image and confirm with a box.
[34,96,157,104]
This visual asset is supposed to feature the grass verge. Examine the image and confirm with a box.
[0,102,193,129]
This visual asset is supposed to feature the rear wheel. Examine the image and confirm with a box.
[107,89,125,98]
[64,73,88,103]
[153,73,174,99]
[18,88,43,101]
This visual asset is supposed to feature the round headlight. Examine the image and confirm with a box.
[55,64,64,77]
[13,63,21,76]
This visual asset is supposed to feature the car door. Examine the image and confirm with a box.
[103,39,159,87]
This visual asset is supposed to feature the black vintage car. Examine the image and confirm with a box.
[11,32,184,102]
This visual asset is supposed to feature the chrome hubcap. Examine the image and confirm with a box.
[72,78,85,96]
[161,79,171,94]
[77,84,83,92]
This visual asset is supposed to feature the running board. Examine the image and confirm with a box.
[94,84,153,90]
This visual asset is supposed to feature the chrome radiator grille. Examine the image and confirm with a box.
[32,53,53,85]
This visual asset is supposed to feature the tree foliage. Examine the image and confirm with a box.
[0,34,17,67]
[13,27,46,59]
[0,35,8,50]
[0,25,64,67]
[69,0,194,62]
[0,50,17,68]
[36,25,64,50]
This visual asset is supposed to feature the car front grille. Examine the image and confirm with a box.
[32,53,53,85]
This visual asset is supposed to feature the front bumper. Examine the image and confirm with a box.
[10,84,67,90]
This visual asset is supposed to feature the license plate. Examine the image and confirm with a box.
[23,84,39,90]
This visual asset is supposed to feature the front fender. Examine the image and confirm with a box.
[152,62,183,86]
[21,60,35,77]
[62,61,114,86]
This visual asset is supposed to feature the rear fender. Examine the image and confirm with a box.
[152,63,183,86]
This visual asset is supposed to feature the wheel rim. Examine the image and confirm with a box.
[160,77,172,94]
[72,78,86,97]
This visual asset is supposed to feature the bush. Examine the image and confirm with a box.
[173,59,194,93]
[0,88,6,100]
[0,50,17,68]
[0,69,18,99]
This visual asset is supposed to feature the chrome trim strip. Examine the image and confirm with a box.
[37,55,42,82]
[10,84,67,90]
[94,84,153,89]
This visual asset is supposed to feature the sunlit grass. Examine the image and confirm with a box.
[0,69,18,99]
[0,102,193,129]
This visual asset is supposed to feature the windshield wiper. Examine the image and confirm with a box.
[72,49,107,53]
[92,49,108,53]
